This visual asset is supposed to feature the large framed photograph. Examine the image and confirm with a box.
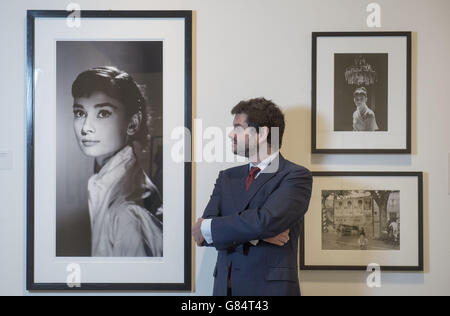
[26,10,192,291]
[312,32,412,154]
[300,172,423,271]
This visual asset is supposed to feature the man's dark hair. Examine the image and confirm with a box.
[231,97,285,148]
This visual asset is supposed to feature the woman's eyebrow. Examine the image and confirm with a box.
[73,103,84,109]
[94,102,118,110]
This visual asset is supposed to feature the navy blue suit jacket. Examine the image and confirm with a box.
[202,155,312,296]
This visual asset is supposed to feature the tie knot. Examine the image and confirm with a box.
[246,167,261,191]
[249,167,261,178]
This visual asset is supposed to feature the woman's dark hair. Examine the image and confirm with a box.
[353,87,368,97]
[71,66,149,145]
[231,97,285,148]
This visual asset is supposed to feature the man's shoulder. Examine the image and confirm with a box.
[218,157,312,178]
[220,164,248,177]
[281,156,311,176]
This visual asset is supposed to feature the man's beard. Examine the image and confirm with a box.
[234,141,257,158]
[233,142,249,158]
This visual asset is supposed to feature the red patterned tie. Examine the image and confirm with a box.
[246,167,261,191]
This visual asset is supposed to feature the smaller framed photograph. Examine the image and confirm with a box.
[300,172,423,271]
[311,32,412,154]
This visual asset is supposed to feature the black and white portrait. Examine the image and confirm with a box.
[56,41,163,257]
[28,11,192,290]
[334,54,388,132]
[321,190,400,251]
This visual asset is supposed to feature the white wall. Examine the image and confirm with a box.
[1,0,449,296]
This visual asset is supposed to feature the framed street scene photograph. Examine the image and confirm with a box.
[26,10,192,291]
[300,172,423,271]
[312,32,411,154]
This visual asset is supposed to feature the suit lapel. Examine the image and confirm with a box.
[238,155,287,211]
[230,165,249,212]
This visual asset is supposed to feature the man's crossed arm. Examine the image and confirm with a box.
[192,168,312,250]
[192,217,290,247]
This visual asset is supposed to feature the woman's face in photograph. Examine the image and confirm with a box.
[354,94,367,107]
[73,91,130,159]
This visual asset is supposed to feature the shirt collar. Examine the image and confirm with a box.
[249,151,280,173]
[89,145,135,187]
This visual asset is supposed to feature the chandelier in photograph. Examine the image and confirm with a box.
[345,56,377,86]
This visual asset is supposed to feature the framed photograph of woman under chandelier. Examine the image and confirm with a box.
[311,32,412,154]
[26,10,192,291]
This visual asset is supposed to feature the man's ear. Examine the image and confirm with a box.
[127,112,142,136]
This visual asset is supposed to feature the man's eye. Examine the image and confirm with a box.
[97,110,112,119]
[73,110,86,119]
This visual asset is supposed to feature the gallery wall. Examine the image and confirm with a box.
[1,0,449,295]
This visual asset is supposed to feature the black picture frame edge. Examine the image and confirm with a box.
[299,171,424,272]
[26,10,36,293]
[26,282,192,292]
[184,10,193,293]
[311,31,412,154]
[27,10,194,19]
[26,10,193,292]
[311,149,411,155]
[312,31,412,38]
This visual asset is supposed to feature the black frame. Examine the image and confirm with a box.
[300,171,424,271]
[311,32,412,154]
[26,10,192,291]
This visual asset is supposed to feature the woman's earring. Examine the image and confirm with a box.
[127,124,137,136]
[127,113,141,136]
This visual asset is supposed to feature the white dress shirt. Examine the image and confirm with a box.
[201,151,280,245]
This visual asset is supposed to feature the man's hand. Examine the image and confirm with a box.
[263,229,290,246]
[192,218,205,246]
